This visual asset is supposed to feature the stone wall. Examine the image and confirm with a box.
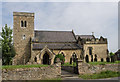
[77,60,119,75]
[2,63,61,80]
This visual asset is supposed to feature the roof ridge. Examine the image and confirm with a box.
[34,30,72,32]
[76,35,92,36]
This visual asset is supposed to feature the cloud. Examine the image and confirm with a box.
[2,0,119,2]
[2,2,118,52]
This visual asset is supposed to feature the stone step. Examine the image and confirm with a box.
[61,75,73,77]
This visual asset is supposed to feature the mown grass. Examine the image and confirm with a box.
[62,62,76,67]
[88,61,120,65]
[79,70,120,79]
[2,64,49,69]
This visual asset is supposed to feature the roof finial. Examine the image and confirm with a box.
[72,29,74,32]
[92,32,94,35]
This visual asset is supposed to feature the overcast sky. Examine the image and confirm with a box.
[0,1,118,52]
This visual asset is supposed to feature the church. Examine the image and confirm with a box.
[12,12,109,65]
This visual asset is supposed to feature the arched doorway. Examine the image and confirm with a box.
[43,52,50,65]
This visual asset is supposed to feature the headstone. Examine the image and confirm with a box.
[106,57,110,62]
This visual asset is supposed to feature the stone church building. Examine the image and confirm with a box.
[12,12,109,65]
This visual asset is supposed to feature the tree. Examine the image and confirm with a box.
[1,24,15,65]
[54,54,65,64]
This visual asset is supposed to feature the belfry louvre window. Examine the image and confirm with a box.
[21,21,24,27]
[24,21,27,27]
[21,21,27,27]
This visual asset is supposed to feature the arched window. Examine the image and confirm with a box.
[85,55,89,63]
[72,52,77,58]
[34,57,37,62]
[21,21,24,27]
[61,52,65,57]
[101,58,104,62]
[94,54,97,62]
[72,52,77,62]
[24,21,27,27]
[91,55,93,62]
[89,47,92,55]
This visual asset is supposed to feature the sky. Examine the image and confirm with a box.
[0,1,119,53]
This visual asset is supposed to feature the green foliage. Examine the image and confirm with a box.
[110,52,115,56]
[1,24,16,65]
[54,54,65,63]
[2,64,48,69]
[79,70,120,79]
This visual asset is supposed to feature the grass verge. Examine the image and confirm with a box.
[88,61,120,65]
[2,64,49,69]
[79,70,120,79]
[62,62,76,66]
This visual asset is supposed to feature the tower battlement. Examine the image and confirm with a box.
[85,36,107,44]
[13,12,34,17]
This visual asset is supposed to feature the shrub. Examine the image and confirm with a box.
[54,54,65,64]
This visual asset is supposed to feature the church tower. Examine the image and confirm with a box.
[13,12,34,65]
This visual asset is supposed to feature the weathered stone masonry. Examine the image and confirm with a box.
[77,60,119,75]
[2,62,61,80]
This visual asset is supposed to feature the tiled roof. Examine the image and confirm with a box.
[76,35,95,39]
[32,43,82,50]
[33,30,77,43]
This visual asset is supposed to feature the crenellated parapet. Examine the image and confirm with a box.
[85,36,107,44]
[76,35,107,45]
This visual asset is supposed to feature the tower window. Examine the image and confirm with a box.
[21,21,27,27]
[24,21,27,27]
[21,21,24,27]
[23,35,26,40]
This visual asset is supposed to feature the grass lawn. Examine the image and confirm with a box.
[2,64,49,69]
[62,62,76,67]
[79,70,120,79]
[88,61,120,65]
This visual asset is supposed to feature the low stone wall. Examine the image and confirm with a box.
[2,63,61,80]
[78,60,119,75]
